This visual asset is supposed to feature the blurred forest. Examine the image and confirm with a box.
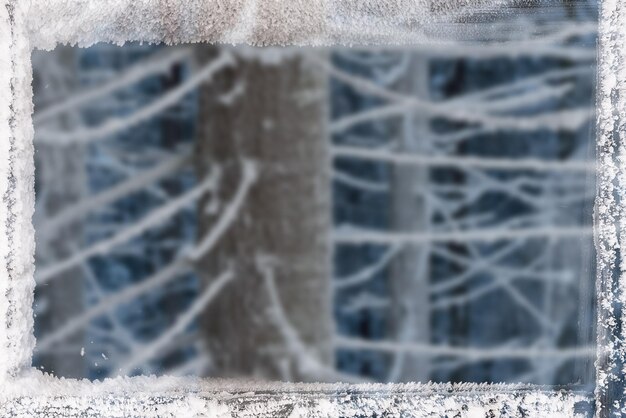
[31,0,597,389]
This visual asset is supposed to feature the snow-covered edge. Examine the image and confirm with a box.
[0,390,591,418]
[0,0,604,416]
[25,0,518,49]
[595,0,626,416]
[0,374,592,417]
[0,0,36,379]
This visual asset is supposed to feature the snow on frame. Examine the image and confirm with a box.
[26,0,524,49]
[594,0,626,414]
[0,0,612,416]
[0,376,593,417]
[0,0,36,380]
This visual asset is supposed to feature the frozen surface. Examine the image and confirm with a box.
[595,0,626,414]
[27,0,522,49]
[0,0,615,416]
[0,374,592,417]
[0,0,36,378]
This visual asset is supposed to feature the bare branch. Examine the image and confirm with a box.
[118,268,234,376]
[332,145,595,173]
[333,225,592,245]
[37,168,220,284]
[335,336,595,361]
[34,47,193,125]
[188,160,257,261]
[335,245,400,290]
[36,51,234,145]
[39,152,191,240]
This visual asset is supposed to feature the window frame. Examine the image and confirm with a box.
[0,0,615,416]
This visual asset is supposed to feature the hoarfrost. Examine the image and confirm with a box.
[0,0,613,416]
[26,0,515,49]
[595,0,626,414]
[0,375,592,417]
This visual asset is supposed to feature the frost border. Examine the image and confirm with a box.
[0,0,610,416]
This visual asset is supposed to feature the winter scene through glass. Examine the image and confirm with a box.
[30,0,597,391]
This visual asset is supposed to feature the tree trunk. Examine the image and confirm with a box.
[33,46,86,378]
[388,54,432,383]
[194,47,334,381]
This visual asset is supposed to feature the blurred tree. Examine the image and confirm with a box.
[33,46,86,378]
[194,47,335,381]
[388,55,432,383]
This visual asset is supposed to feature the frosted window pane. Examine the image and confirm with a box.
[30,0,597,391]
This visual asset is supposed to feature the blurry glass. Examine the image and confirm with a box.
[31,0,596,390]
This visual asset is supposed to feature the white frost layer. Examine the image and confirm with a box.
[0,0,11,380]
[595,0,626,414]
[26,0,516,49]
[0,0,606,416]
[0,373,591,418]
[0,0,36,379]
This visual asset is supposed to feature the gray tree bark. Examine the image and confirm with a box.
[33,46,86,378]
[194,47,334,381]
[388,54,432,383]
